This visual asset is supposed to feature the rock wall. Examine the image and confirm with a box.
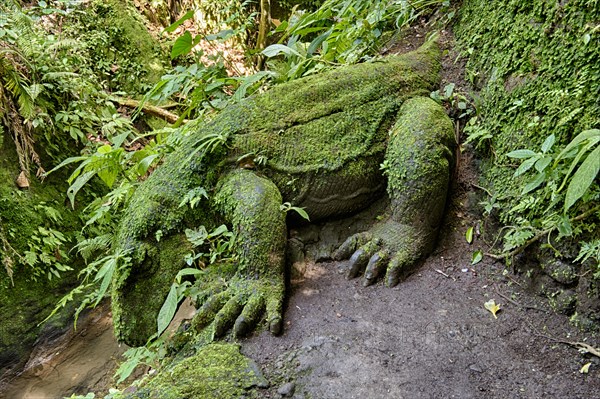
[455,0,600,328]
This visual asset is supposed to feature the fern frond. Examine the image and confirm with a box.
[74,234,114,263]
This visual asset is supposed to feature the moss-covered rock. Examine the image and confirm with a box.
[116,343,267,399]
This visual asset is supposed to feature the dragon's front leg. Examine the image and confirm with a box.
[191,169,287,338]
[334,97,456,286]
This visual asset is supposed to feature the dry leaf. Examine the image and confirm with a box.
[16,171,29,189]
[580,362,591,374]
[484,299,501,319]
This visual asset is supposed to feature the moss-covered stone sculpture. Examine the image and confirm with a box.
[112,40,456,346]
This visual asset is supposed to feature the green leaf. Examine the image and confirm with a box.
[208,224,229,238]
[557,136,600,192]
[262,44,302,58]
[307,29,332,55]
[583,34,591,46]
[514,156,537,177]
[67,171,95,208]
[171,31,193,59]
[164,10,194,33]
[522,172,546,194]
[293,206,310,221]
[507,149,537,159]
[157,283,178,336]
[465,227,474,244]
[472,250,483,265]
[564,145,600,212]
[176,268,203,283]
[94,261,115,306]
[136,154,160,176]
[541,134,555,153]
[557,216,573,237]
[534,156,552,173]
[556,129,600,162]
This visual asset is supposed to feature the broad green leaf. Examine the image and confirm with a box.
[67,171,95,208]
[522,172,546,194]
[292,206,310,221]
[262,44,302,58]
[45,155,87,175]
[534,156,552,173]
[558,136,600,192]
[307,29,332,55]
[484,299,501,319]
[209,224,229,238]
[556,129,600,162]
[171,31,193,59]
[472,250,483,264]
[541,134,555,153]
[564,145,600,212]
[164,10,194,33]
[157,283,178,336]
[176,268,203,282]
[507,149,537,159]
[465,227,474,244]
[136,154,160,176]
[514,156,537,177]
[97,144,112,154]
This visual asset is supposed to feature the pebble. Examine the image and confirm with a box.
[277,382,296,397]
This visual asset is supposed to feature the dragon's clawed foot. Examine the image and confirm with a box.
[190,276,284,338]
[333,222,420,287]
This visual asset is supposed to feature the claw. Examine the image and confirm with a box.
[347,248,369,279]
[234,294,265,337]
[191,291,230,332]
[214,295,244,337]
[363,251,388,286]
[266,288,284,335]
[333,232,371,260]
[347,240,381,279]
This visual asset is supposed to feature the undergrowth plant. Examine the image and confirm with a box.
[262,0,450,82]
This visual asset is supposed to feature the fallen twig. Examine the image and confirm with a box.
[115,97,183,124]
[494,284,547,313]
[434,268,455,281]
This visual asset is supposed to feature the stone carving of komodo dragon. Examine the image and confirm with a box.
[112,40,456,346]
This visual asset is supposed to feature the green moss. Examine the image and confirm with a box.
[386,97,455,230]
[116,343,266,399]
[455,0,600,226]
[0,130,83,373]
[69,0,167,93]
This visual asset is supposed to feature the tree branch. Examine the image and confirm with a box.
[115,97,182,125]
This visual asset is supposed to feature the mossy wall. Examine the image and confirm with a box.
[0,129,82,378]
[455,0,599,224]
[455,0,600,325]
